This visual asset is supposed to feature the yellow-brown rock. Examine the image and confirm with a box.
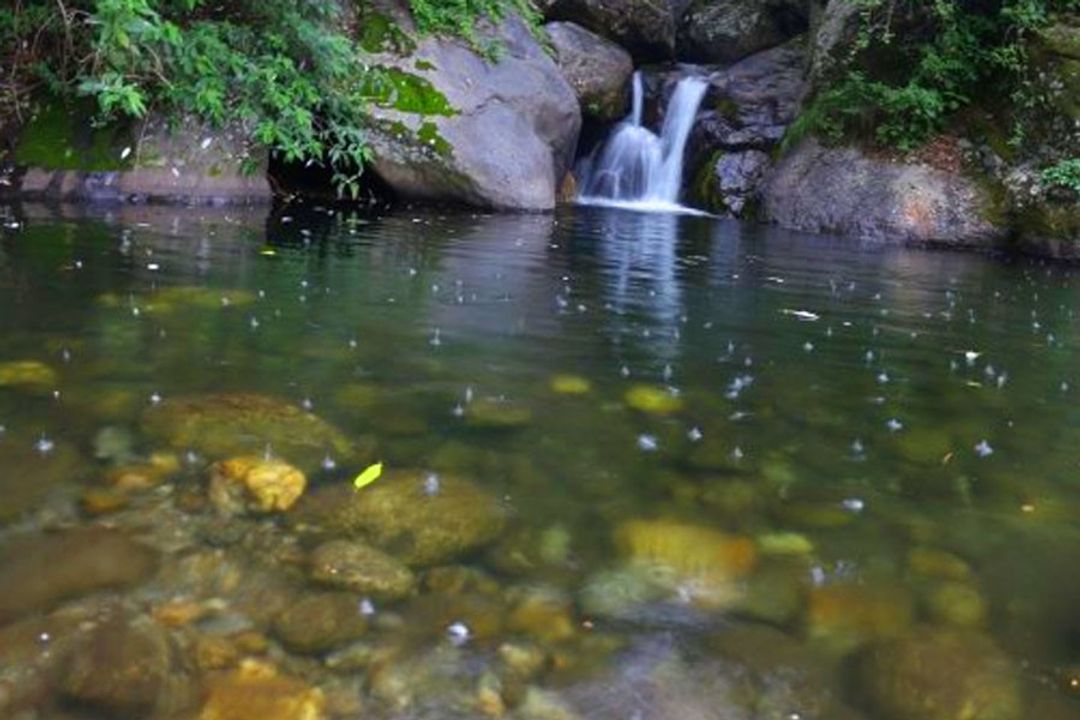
[0,360,57,390]
[199,659,325,720]
[209,456,306,515]
[807,583,913,654]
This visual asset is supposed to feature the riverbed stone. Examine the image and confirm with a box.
[294,470,508,566]
[858,628,1022,720]
[465,397,534,429]
[141,393,355,471]
[546,22,634,122]
[614,518,756,609]
[208,456,307,515]
[806,582,913,655]
[678,0,809,64]
[363,1,580,211]
[0,359,58,391]
[623,385,684,415]
[762,138,1009,247]
[199,659,326,720]
[0,527,157,623]
[0,434,84,524]
[309,539,417,599]
[61,616,196,718]
[925,581,988,628]
[272,592,368,655]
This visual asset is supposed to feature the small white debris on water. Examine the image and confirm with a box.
[731,446,744,461]
[149,392,163,405]
[146,262,161,271]
[200,137,213,150]
[446,622,471,646]
[120,146,132,160]
[359,598,376,616]
[964,350,981,365]
[321,454,337,471]
[886,418,904,432]
[803,341,814,353]
[637,434,658,452]
[688,426,703,442]
[301,397,314,411]
[35,434,55,455]
[841,497,865,513]
[851,438,865,457]
[974,440,994,458]
[780,309,820,321]
[423,472,441,496]
[451,403,465,418]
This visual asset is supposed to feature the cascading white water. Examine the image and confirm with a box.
[577,72,707,211]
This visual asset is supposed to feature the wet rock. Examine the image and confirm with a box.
[198,658,326,720]
[309,539,416,600]
[272,592,367,655]
[80,487,130,515]
[762,138,1009,247]
[465,398,533,429]
[507,586,576,643]
[678,0,809,64]
[579,564,672,620]
[545,0,676,61]
[365,3,580,211]
[546,22,634,122]
[105,452,182,492]
[92,425,137,464]
[906,546,973,581]
[61,616,196,718]
[0,527,157,624]
[294,471,508,566]
[623,385,684,416]
[859,629,1022,720]
[141,393,356,471]
[696,149,771,217]
[209,456,307,515]
[807,583,913,655]
[0,434,84,524]
[925,581,987,628]
[734,559,808,626]
[549,374,592,396]
[0,359,58,391]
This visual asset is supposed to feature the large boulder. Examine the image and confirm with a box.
[10,102,271,205]
[545,0,676,61]
[546,21,634,123]
[363,3,580,211]
[761,139,1009,246]
[677,0,810,64]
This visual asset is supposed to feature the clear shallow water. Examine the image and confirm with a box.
[0,203,1078,719]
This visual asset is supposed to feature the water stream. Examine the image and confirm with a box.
[577,72,708,211]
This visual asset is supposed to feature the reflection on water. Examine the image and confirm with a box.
[0,202,1078,720]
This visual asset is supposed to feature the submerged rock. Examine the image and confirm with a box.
[141,393,355,471]
[465,397,534,429]
[858,628,1022,720]
[61,616,196,718]
[0,434,84,524]
[806,583,913,655]
[0,527,157,623]
[294,470,508,566]
[272,592,368,655]
[623,385,684,416]
[198,659,326,720]
[546,22,634,122]
[309,539,416,600]
[762,138,1008,247]
[0,360,58,391]
[209,456,307,515]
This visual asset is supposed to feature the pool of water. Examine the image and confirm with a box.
[0,202,1077,720]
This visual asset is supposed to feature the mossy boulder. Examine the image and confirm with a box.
[12,101,271,205]
[293,470,508,566]
[141,393,356,472]
[859,628,1022,720]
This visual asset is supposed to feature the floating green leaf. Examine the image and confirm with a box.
[353,461,384,491]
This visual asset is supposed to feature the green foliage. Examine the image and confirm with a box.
[1,0,538,196]
[794,0,1078,151]
[1041,158,1080,194]
[408,0,540,58]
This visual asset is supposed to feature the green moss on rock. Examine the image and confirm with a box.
[14,99,133,172]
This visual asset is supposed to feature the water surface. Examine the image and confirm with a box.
[0,203,1077,719]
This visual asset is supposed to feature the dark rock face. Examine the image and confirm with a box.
[546,21,635,123]
[678,0,809,65]
[366,6,581,211]
[546,0,677,62]
[761,139,1008,246]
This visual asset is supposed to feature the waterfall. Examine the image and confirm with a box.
[577,72,708,211]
